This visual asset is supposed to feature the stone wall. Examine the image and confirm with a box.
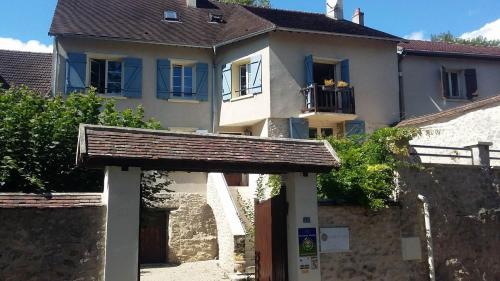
[318,205,409,281]
[154,192,218,264]
[0,206,106,281]
[397,165,500,281]
[318,164,500,281]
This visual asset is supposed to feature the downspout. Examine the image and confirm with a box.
[417,194,436,281]
[52,37,60,97]
[211,45,217,133]
[397,50,406,120]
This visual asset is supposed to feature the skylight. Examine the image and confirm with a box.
[164,10,178,21]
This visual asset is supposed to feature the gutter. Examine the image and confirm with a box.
[276,27,404,43]
[211,46,217,133]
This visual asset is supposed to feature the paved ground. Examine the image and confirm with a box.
[140,260,229,281]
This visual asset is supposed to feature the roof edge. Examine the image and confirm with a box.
[276,27,404,43]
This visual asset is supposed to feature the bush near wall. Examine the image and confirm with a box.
[0,87,161,193]
[317,127,419,210]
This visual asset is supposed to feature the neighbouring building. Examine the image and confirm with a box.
[397,94,500,166]
[0,50,53,95]
[398,40,500,119]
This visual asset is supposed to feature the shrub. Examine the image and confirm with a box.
[317,127,420,210]
[0,87,161,193]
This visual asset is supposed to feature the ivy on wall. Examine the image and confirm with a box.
[317,127,420,210]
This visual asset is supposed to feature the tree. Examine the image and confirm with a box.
[0,86,171,202]
[431,31,500,47]
[317,127,420,210]
[218,0,270,8]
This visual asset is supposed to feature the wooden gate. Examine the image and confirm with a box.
[255,188,288,281]
[139,211,168,264]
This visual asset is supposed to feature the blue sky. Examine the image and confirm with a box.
[0,0,499,52]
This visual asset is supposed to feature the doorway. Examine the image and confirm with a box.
[140,211,168,264]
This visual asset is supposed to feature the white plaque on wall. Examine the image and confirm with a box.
[319,227,350,253]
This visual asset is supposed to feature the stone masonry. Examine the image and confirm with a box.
[154,192,218,264]
[0,206,106,281]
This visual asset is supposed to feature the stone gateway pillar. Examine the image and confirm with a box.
[103,166,142,281]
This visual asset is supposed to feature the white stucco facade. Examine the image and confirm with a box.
[400,55,500,119]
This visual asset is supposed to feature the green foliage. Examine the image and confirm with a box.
[218,0,270,8]
[431,31,500,47]
[0,86,163,194]
[255,174,282,201]
[317,127,420,210]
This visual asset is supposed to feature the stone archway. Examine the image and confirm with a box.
[76,124,339,281]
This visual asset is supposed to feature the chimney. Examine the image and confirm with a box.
[186,0,196,8]
[352,8,364,25]
[326,0,344,20]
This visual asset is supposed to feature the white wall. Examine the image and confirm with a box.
[269,32,401,132]
[167,172,207,193]
[55,37,213,131]
[410,105,500,166]
[401,55,500,119]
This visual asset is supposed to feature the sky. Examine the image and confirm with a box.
[0,0,499,53]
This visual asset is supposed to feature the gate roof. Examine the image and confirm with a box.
[77,124,339,173]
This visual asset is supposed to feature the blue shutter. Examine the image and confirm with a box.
[345,120,365,137]
[196,62,209,101]
[123,58,142,98]
[157,59,170,100]
[305,55,314,87]
[249,54,262,95]
[289,118,309,139]
[341,59,350,83]
[65,53,87,94]
[222,63,232,102]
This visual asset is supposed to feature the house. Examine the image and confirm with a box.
[0,50,53,95]
[48,0,403,277]
[398,40,500,119]
[397,94,500,166]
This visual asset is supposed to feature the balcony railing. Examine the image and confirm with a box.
[301,83,355,114]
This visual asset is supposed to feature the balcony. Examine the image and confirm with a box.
[299,84,357,124]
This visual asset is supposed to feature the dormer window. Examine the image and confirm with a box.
[164,10,178,21]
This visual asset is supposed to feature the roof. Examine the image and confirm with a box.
[77,124,340,173]
[0,193,103,208]
[397,94,500,127]
[399,40,500,60]
[49,0,401,48]
[0,50,53,94]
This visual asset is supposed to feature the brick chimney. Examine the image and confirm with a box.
[326,0,344,20]
[186,0,196,8]
[352,8,365,25]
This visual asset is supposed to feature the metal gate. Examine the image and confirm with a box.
[255,188,288,281]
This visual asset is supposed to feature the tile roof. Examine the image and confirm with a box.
[398,40,500,59]
[49,0,401,48]
[0,50,53,95]
[77,125,340,173]
[397,94,500,127]
[0,193,103,208]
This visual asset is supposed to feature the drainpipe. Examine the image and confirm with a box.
[211,46,217,133]
[397,49,406,121]
[52,37,60,97]
[417,194,436,281]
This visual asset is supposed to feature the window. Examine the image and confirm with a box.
[313,62,337,85]
[90,59,122,94]
[239,64,249,96]
[448,71,462,98]
[164,10,178,21]
[321,128,334,137]
[309,128,318,139]
[308,127,335,139]
[172,64,194,97]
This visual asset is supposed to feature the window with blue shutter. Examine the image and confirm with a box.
[305,55,314,87]
[196,62,209,101]
[157,59,170,100]
[123,58,142,98]
[65,53,87,94]
[248,54,262,95]
[341,59,350,83]
[222,63,232,102]
[289,117,309,139]
[345,120,365,137]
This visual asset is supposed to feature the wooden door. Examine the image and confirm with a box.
[255,188,288,281]
[140,211,168,264]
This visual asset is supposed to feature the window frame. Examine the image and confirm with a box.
[170,63,196,99]
[88,57,124,96]
[444,69,467,100]
[239,64,249,96]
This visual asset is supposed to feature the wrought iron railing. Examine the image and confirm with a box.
[300,83,355,114]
